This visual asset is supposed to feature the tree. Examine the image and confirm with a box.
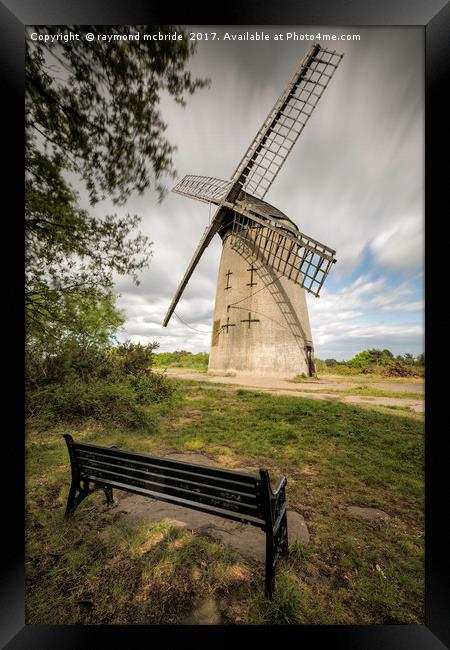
[26,288,125,350]
[415,352,425,366]
[26,25,207,347]
[25,290,126,388]
[346,349,394,368]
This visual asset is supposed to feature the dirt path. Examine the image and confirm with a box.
[163,369,425,414]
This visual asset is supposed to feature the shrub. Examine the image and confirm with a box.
[379,361,423,378]
[152,351,209,372]
[26,373,174,430]
[26,339,175,429]
[26,340,159,388]
[315,349,424,377]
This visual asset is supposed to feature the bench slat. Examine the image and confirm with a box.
[77,457,259,507]
[81,466,261,518]
[82,474,266,528]
[73,441,259,484]
[75,447,258,493]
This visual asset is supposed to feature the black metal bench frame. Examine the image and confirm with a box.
[63,434,289,596]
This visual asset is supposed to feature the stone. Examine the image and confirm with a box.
[346,506,390,521]
[287,510,310,545]
[109,490,310,562]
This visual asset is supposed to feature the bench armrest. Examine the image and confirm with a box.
[273,476,287,497]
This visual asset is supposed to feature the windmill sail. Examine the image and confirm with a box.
[231,44,343,199]
[229,208,336,297]
[163,43,343,327]
[162,212,225,327]
[173,175,233,205]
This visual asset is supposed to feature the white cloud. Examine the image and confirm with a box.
[73,28,424,360]
[308,274,424,358]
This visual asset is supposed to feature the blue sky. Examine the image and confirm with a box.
[105,26,424,361]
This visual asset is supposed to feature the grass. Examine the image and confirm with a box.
[314,369,424,381]
[152,352,209,373]
[287,383,424,400]
[313,363,424,379]
[27,507,254,624]
[26,379,424,625]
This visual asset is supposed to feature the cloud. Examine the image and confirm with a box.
[71,27,425,359]
[115,293,212,352]
[308,274,424,358]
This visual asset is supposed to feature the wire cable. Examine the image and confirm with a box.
[227,272,285,309]
[173,311,212,334]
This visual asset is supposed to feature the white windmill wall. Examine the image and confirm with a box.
[208,233,314,378]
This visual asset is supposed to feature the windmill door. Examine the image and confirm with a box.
[306,346,315,377]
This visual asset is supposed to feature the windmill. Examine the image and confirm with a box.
[163,44,343,377]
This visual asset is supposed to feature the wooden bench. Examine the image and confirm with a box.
[63,434,289,596]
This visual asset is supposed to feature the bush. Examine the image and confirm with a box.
[315,349,424,377]
[26,339,175,429]
[26,373,174,430]
[379,361,423,378]
[26,340,159,388]
[152,350,209,372]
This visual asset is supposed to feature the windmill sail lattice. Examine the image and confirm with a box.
[173,175,232,205]
[231,45,343,199]
[229,210,336,297]
[163,43,343,335]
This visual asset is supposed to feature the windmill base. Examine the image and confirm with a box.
[208,338,316,378]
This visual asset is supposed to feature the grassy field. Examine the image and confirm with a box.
[26,379,424,625]
[286,383,425,400]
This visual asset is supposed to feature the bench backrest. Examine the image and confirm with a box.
[65,436,267,528]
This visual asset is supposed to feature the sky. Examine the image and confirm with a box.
[96,27,424,361]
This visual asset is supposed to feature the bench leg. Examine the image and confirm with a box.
[265,533,276,598]
[265,509,289,597]
[64,480,92,518]
[92,482,114,505]
[65,483,77,517]
[277,509,289,559]
[103,485,114,505]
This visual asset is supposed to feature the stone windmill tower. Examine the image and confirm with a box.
[163,44,343,377]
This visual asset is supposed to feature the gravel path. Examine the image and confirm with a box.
[163,369,424,413]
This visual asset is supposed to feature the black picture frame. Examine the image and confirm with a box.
[2,1,448,647]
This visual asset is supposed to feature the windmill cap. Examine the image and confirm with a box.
[238,191,299,235]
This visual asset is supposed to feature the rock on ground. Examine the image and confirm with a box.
[346,506,390,521]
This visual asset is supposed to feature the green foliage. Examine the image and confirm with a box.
[27,339,158,387]
[27,374,172,430]
[26,25,208,349]
[251,571,305,624]
[315,349,424,377]
[346,349,393,368]
[153,350,209,372]
[26,340,174,429]
[26,288,125,352]
[415,352,425,366]
[26,25,207,205]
